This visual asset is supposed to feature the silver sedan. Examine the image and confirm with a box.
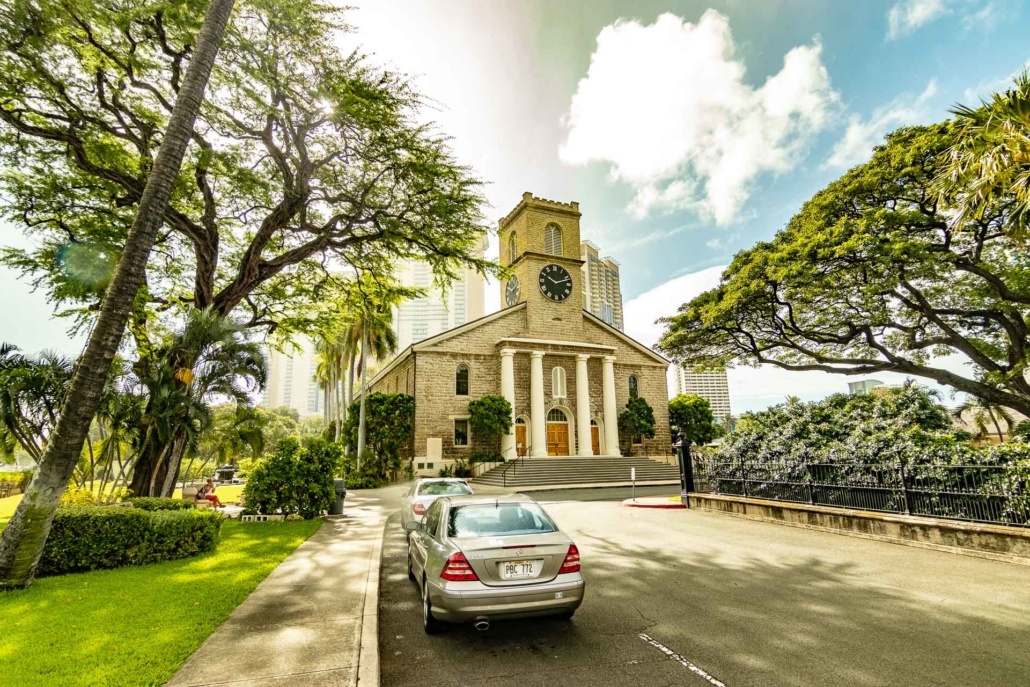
[399,478,473,533]
[404,493,585,633]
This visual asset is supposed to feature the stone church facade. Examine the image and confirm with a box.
[364,193,671,473]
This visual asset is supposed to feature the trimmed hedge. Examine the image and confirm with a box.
[122,497,196,511]
[39,506,223,576]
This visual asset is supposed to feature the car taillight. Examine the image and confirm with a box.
[440,552,479,581]
[412,502,426,516]
[559,543,581,574]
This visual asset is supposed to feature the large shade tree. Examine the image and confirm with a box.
[0,0,493,499]
[0,0,494,343]
[659,123,1030,417]
[0,0,236,589]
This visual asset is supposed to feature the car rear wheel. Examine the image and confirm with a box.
[422,577,442,634]
[557,610,575,620]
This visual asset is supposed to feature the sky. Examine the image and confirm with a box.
[2,0,1028,413]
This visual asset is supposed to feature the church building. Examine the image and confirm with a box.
[363,193,671,473]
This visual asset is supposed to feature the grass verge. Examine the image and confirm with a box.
[0,518,321,686]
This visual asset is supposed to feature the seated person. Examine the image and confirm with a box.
[196,479,223,508]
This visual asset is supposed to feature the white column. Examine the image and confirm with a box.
[500,348,516,461]
[530,351,547,457]
[575,354,593,456]
[602,355,620,456]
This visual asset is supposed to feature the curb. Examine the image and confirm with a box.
[514,480,680,492]
[356,518,387,687]
[622,498,685,509]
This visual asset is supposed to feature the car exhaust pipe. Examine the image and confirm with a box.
[473,617,490,631]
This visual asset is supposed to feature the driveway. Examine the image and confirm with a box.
[378,498,1030,686]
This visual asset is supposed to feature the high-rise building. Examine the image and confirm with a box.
[392,237,487,351]
[672,366,732,423]
[580,241,624,330]
[848,379,884,395]
[263,337,324,416]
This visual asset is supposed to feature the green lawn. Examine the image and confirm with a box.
[0,494,20,525]
[0,517,321,686]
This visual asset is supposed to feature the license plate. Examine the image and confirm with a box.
[500,559,541,579]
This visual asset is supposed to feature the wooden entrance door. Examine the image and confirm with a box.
[515,424,527,457]
[591,425,600,455]
[546,423,569,456]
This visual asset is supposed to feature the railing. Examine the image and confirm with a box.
[498,443,532,488]
[691,456,1030,527]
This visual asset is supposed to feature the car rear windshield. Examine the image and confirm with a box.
[447,503,558,538]
[418,482,472,496]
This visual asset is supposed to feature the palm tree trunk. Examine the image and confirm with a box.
[0,0,235,589]
[988,409,1005,443]
[160,432,188,497]
[357,322,369,468]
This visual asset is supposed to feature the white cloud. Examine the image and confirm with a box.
[623,265,725,351]
[705,238,723,250]
[887,0,951,39]
[887,0,1001,39]
[824,80,938,170]
[559,11,838,225]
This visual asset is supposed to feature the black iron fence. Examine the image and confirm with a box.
[691,455,1030,527]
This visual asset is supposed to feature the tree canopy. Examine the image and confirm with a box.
[0,0,496,348]
[659,123,1030,416]
[467,394,513,458]
[618,396,656,451]
[668,394,721,448]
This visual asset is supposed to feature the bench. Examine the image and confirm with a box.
[182,486,215,509]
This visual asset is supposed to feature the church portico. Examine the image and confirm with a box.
[493,339,621,458]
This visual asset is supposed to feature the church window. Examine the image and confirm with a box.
[508,233,518,262]
[455,364,470,396]
[544,224,563,256]
[547,408,568,422]
[454,419,469,446]
[629,375,638,398]
[552,366,567,398]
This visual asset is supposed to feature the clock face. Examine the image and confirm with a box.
[505,276,521,306]
[539,264,573,301]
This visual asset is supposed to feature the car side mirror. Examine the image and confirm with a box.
[403,521,420,532]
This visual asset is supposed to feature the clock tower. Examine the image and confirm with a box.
[499,192,586,335]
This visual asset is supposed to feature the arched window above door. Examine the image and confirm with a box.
[547,408,568,422]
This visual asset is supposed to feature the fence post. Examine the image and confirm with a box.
[806,463,814,504]
[740,455,748,498]
[898,463,912,515]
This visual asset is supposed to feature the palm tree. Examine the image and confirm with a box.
[355,304,399,462]
[0,344,73,463]
[127,309,267,498]
[952,397,1015,443]
[939,71,1030,237]
[0,0,237,589]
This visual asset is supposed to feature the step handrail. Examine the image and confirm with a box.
[499,443,531,488]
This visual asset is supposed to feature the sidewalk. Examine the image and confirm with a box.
[166,486,404,687]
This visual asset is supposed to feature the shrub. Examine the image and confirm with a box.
[438,460,472,479]
[0,470,32,487]
[345,473,386,489]
[469,453,502,464]
[39,506,223,576]
[60,485,99,506]
[123,497,196,511]
[243,437,342,518]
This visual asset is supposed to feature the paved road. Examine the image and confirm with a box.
[378,495,1030,686]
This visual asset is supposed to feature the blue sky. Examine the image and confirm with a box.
[2,0,1028,412]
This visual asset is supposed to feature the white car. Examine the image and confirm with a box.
[401,478,473,532]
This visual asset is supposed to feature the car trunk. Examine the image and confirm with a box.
[452,533,572,587]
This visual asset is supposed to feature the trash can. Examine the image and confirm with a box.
[330,478,347,515]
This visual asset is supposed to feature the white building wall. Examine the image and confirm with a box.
[672,366,732,422]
